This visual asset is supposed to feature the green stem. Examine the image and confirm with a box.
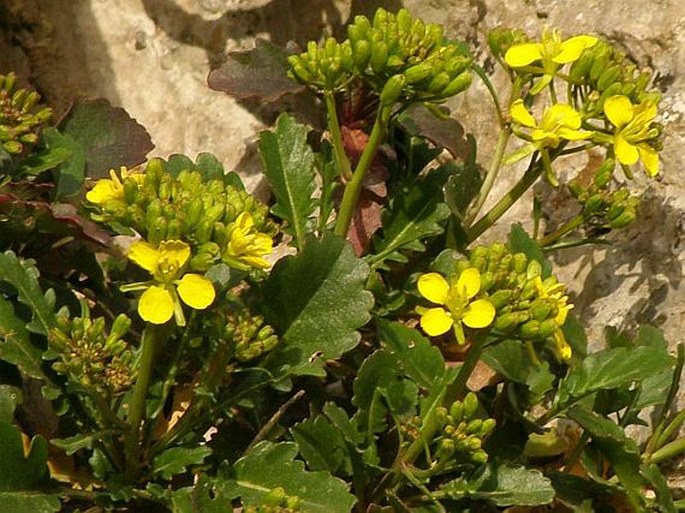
[464,127,512,225]
[334,105,392,237]
[324,90,352,181]
[471,63,505,126]
[539,214,585,247]
[124,323,168,483]
[467,154,543,242]
[647,436,685,465]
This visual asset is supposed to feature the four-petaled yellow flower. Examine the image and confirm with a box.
[86,166,144,205]
[603,95,659,177]
[510,100,591,151]
[127,239,216,325]
[223,212,273,271]
[416,268,496,345]
[505,29,597,94]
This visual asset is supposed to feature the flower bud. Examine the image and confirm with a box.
[427,71,451,94]
[608,210,636,229]
[471,449,488,464]
[462,392,479,419]
[370,40,389,74]
[466,419,483,435]
[353,40,372,71]
[480,418,496,437]
[597,65,622,91]
[519,319,540,338]
[404,63,433,84]
[379,74,406,106]
[449,401,464,422]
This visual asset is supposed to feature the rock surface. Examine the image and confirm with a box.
[2,0,685,409]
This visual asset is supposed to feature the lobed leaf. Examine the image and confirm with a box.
[261,234,372,377]
[152,446,213,481]
[223,441,356,513]
[259,113,317,250]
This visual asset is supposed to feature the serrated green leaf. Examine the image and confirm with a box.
[14,147,72,177]
[558,345,675,406]
[566,406,646,510]
[508,224,552,278]
[441,463,555,507]
[0,423,51,491]
[42,128,86,200]
[322,403,364,446]
[291,414,351,475]
[377,320,445,389]
[259,113,317,250]
[223,441,355,513]
[368,169,451,270]
[152,446,213,480]
[352,350,418,440]
[261,234,372,377]
[194,153,225,181]
[0,252,55,337]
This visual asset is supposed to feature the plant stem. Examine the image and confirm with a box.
[124,323,168,483]
[647,436,685,465]
[464,127,512,225]
[334,105,391,237]
[539,214,585,247]
[467,154,543,242]
[324,90,352,181]
[471,63,505,126]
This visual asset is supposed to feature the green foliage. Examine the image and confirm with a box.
[259,114,317,250]
[223,442,356,513]
[261,234,372,376]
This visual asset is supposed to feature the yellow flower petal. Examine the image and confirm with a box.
[86,179,121,204]
[128,241,161,273]
[158,240,191,269]
[456,268,481,300]
[235,211,255,230]
[638,144,659,176]
[510,100,536,128]
[504,43,542,68]
[138,285,174,324]
[462,299,496,328]
[614,135,639,166]
[553,330,572,361]
[177,274,216,310]
[420,307,453,336]
[553,35,597,64]
[544,104,582,130]
[604,95,634,128]
[418,273,449,305]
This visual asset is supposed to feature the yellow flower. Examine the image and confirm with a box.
[416,268,496,345]
[603,95,659,177]
[510,100,591,150]
[505,29,597,94]
[127,239,215,325]
[552,330,572,361]
[223,212,273,271]
[534,276,573,325]
[86,166,144,205]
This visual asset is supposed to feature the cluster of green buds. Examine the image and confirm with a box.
[0,72,52,156]
[486,27,528,63]
[569,158,639,231]
[243,487,300,513]
[86,160,277,273]
[569,39,660,110]
[433,393,494,465]
[48,311,134,397]
[288,8,472,104]
[465,242,573,360]
[216,307,279,363]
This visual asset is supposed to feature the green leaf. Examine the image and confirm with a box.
[0,251,56,337]
[13,147,72,177]
[558,345,675,406]
[291,413,351,475]
[377,320,445,389]
[259,113,317,250]
[223,441,355,513]
[59,98,154,178]
[0,295,46,380]
[508,224,552,278]
[0,423,51,491]
[261,234,372,377]
[368,169,451,269]
[441,463,555,507]
[0,493,61,513]
[352,350,418,439]
[42,128,86,200]
[566,406,646,510]
[0,385,21,423]
[172,475,232,513]
[152,446,213,480]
